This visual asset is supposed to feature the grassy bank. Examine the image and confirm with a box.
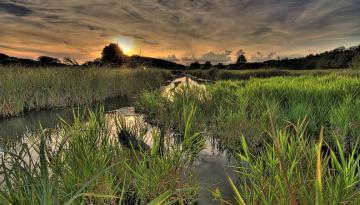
[0,108,202,204]
[184,68,360,81]
[136,74,360,203]
[0,66,171,118]
[137,74,360,153]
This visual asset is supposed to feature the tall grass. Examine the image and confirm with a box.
[137,74,360,153]
[184,68,360,81]
[215,119,360,205]
[0,107,203,204]
[0,66,170,118]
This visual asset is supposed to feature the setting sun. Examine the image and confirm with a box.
[116,36,136,55]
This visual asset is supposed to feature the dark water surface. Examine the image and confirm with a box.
[0,97,131,139]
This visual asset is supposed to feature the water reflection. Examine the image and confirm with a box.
[0,97,131,139]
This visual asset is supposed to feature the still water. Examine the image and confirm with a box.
[0,97,131,139]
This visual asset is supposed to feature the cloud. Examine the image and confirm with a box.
[181,50,233,64]
[236,49,246,56]
[201,50,232,63]
[250,52,278,62]
[160,54,179,62]
[0,2,32,16]
[0,0,359,62]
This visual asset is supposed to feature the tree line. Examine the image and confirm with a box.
[1,43,359,70]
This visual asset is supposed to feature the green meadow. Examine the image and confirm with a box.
[1,68,360,204]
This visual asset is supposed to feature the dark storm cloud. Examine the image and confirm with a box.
[0,2,32,16]
[1,0,360,62]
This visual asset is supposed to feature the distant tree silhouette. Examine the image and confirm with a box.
[190,61,200,69]
[236,54,247,65]
[101,43,124,65]
[0,53,9,61]
[83,58,102,67]
[216,63,225,69]
[38,56,61,65]
[63,57,79,66]
[204,61,212,69]
[351,52,360,69]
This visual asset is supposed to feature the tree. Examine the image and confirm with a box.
[204,61,212,69]
[38,56,61,65]
[216,63,225,69]
[351,52,360,69]
[190,61,200,69]
[63,57,79,66]
[0,53,9,61]
[101,43,125,65]
[236,54,247,65]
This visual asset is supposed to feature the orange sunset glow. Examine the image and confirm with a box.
[1,1,360,64]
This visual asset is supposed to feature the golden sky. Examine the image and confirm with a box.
[1,0,360,64]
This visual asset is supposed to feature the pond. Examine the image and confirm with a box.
[0,97,131,139]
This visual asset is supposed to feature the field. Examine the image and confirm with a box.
[1,69,360,204]
[0,66,171,118]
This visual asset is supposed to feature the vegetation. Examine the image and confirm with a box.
[2,66,360,204]
[136,74,360,204]
[227,45,360,70]
[0,108,203,204]
[184,68,360,81]
[351,52,360,69]
[0,67,171,118]
[214,122,360,204]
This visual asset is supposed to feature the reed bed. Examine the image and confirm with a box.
[0,107,203,204]
[137,74,360,153]
[136,74,360,204]
[185,68,360,81]
[0,66,170,118]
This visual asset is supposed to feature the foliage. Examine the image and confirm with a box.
[214,120,360,205]
[38,56,62,66]
[0,108,202,204]
[350,52,360,69]
[0,67,170,117]
[236,54,247,65]
[101,43,125,65]
[203,61,212,69]
[190,61,200,69]
[137,74,360,154]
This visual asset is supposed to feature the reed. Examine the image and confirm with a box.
[0,106,202,204]
[0,66,170,118]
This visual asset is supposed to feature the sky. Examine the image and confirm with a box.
[0,0,360,64]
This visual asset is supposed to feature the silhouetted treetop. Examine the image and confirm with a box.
[0,53,9,60]
[101,43,125,65]
[63,57,79,66]
[38,56,61,65]
[190,61,200,69]
[204,61,212,69]
[236,54,247,65]
[351,52,360,69]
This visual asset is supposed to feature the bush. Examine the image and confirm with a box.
[350,52,360,69]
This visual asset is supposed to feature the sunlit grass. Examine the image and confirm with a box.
[0,66,170,118]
